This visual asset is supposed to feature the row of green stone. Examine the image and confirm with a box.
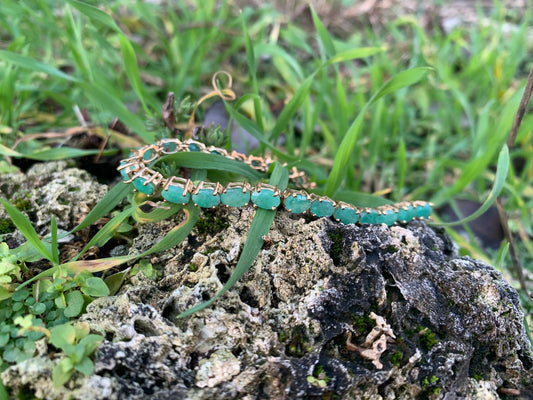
[119,168,431,226]
[117,140,432,226]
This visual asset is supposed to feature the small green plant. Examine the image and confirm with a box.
[418,327,439,350]
[49,323,103,386]
[15,317,103,386]
[130,259,156,279]
[0,242,24,300]
[306,365,331,388]
[421,375,439,390]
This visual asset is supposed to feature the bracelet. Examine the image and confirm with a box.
[117,138,432,226]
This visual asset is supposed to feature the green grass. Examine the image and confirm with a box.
[0,0,532,385]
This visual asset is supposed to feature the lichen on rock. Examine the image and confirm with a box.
[0,161,108,243]
[2,200,532,399]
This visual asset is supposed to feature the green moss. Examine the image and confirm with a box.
[195,210,229,236]
[0,218,15,234]
[385,245,399,253]
[14,197,31,212]
[418,326,439,350]
[188,263,199,272]
[389,350,404,367]
[350,314,374,335]
[327,229,343,265]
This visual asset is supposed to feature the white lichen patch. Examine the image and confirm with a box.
[195,349,241,388]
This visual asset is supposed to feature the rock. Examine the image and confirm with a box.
[2,202,532,399]
[0,161,108,244]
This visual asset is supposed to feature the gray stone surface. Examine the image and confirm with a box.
[2,202,532,399]
[0,161,108,243]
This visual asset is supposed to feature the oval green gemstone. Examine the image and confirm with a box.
[360,209,380,224]
[334,206,359,225]
[284,194,311,214]
[310,199,335,218]
[397,206,415,223]
[133,177,155,195]
[189,143,201,152]
[119,162,132,181]
[380,209,398,226]
[142,149,155,161]
[221,187,250,207]
[162,142,177,152]
[251,188,280,210]
[192,188,220,208]
[162,185,190,205]
[415,203,432,219]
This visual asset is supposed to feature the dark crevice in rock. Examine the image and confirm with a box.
[133,319,159,337]
[215,263,231,284]
[239,285,259,308]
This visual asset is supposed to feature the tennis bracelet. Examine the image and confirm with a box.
[117,138,432,226]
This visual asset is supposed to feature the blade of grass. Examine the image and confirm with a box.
[438,144,509,226]
[21,205,200,286]
[72,206,138,261]
[0,50,80,82]
[242,19,263,132]
[0,198,54,262]
[64,5,93,82]
[71,181,133,232]
[158,152,264,181]
[325,67,432,197]
[81,83,154,143]
[270,46,385,147]
[1,147,116,161]
[68,1,151,114]
[136,204,200,256]
[67,0,121,32]
[119,34,149,114]
[396,138,407,198]
[178,163,288,318]
[310,5,336,59]
[50,217,59,265]
[133,202,185,224]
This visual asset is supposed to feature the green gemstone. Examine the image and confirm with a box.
[334,206,359,225]
[380,210,398,226]
[221,187,250,207]
[310,199,335,218]
[415,203,432,219]
[284,194,311,214]
[162,185,190,205]
[163,142,177,152]
[119,162,132,181]
[189,143,201,152]
[133,177,155,195]
[397,206,415,223]
[251,188,280,210]
[360,209,380,224]
[192,188,220,208]
[142,149,155,161]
